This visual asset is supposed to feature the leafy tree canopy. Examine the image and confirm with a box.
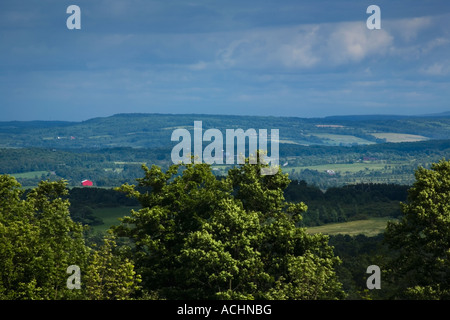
[113,155,345,300]
[384,159,450,299]
[0,175,140,300]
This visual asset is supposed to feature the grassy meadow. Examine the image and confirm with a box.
[90,206,139,232]
[306,217,396,236]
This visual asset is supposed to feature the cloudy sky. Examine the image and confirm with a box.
[0,0,449,121]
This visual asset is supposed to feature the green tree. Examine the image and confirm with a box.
[0,175,140,300]
[384,159,450,299]
[0,176,87,299]
[83,235,141,300]
[113,157,345,300]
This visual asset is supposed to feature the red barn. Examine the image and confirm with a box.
[81,179,93,186]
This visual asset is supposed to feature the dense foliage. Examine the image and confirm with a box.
[384,159,450,299]
[113,157,345,299]
[285,181,407,226]
[1,158,450,300]
[0,175,141,300]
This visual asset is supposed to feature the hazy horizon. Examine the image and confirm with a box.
[1,1,449,122]
[2,110,450,124]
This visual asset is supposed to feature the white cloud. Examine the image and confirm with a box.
[216,39,249,68]
[213,21,394,71]
[421,62,450,76]
[325,22,393,64]
[188,61,209,71]
[276,26,321,68]
[391,16,433,42]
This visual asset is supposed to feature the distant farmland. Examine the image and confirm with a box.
[371,133,428,143]
[11,171,50,179]
[290,162,393,174]
[310,133,375,146]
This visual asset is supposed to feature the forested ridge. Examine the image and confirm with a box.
[1,113,450,149]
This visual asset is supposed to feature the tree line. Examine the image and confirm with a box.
[3,139,450,189]
[61,180,409,228]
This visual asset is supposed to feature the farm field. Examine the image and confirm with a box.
[306,217,396,237]
[311,133,375,146]
[290,162,395,174]
[371,133,428,143]
[90,206,139,233]
[11,171,50,179]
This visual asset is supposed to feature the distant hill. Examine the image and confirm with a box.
[322,114,412,121]
[324,111,450,121]
[0,120,75,132]
[1,113,450,149]
[417,111,450,117]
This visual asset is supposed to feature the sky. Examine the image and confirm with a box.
[0,0,449,121]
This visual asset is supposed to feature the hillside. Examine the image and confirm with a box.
[1,113,450,149]
[1,113,450,188]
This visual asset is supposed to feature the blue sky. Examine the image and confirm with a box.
[0,0,449,121]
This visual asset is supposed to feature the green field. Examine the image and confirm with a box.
[11,171,50,179]
[311,133,375,146]
[371,133,428,143]
[306,217,396,236]
[290,162,392,174]
[91,206,139,232]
